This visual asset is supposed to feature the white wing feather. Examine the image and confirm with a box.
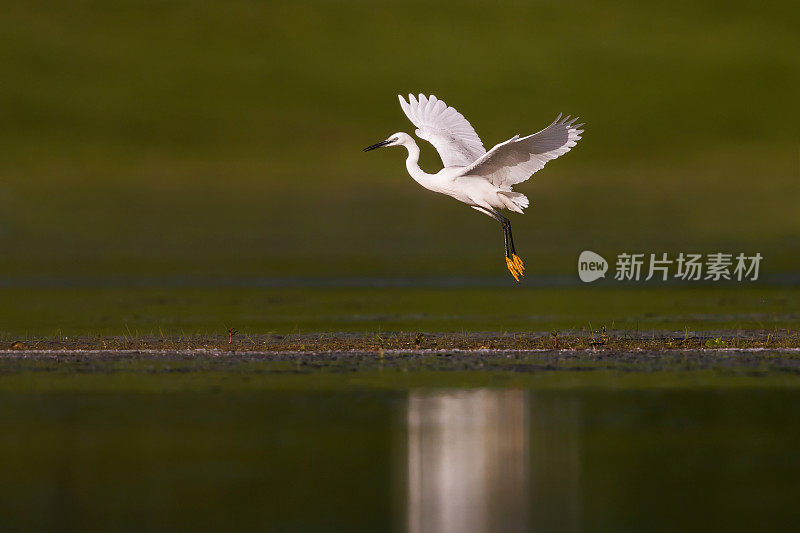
[462,114,584,188]
[398,94,486,168]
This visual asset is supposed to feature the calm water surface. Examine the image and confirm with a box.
[1,388,798,531]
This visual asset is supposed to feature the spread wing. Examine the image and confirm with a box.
[462,114,583,187]
[398,94,486,168]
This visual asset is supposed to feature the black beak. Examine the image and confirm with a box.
[363,139,392,152]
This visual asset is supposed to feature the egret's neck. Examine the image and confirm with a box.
[401,139,430,186]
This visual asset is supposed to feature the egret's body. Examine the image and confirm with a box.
[365,94,583,281]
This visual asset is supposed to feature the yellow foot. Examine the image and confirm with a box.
[505,255,525,282]
[512,254,525,274]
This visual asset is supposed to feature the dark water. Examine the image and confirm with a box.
[1,389,798,532]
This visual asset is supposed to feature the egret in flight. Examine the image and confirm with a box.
[364,94,583,281]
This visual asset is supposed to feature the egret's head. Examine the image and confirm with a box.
[363,132,410,151]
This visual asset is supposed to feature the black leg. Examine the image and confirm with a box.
[496,212,516,258]
[482,208,525,281]
[502,221,510,258]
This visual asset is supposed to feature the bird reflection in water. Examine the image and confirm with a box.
[405,390,580,533]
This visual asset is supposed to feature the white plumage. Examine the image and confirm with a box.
[398,94,486,167]
[364,94,584,281]
[463,113,583,188]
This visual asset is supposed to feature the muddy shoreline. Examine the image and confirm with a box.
[4,329,798,354]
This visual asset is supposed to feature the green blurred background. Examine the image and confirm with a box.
[1,0,798,335]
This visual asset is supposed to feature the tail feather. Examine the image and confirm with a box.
[498,191,529,213]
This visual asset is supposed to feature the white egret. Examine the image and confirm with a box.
[364,94,583,281]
